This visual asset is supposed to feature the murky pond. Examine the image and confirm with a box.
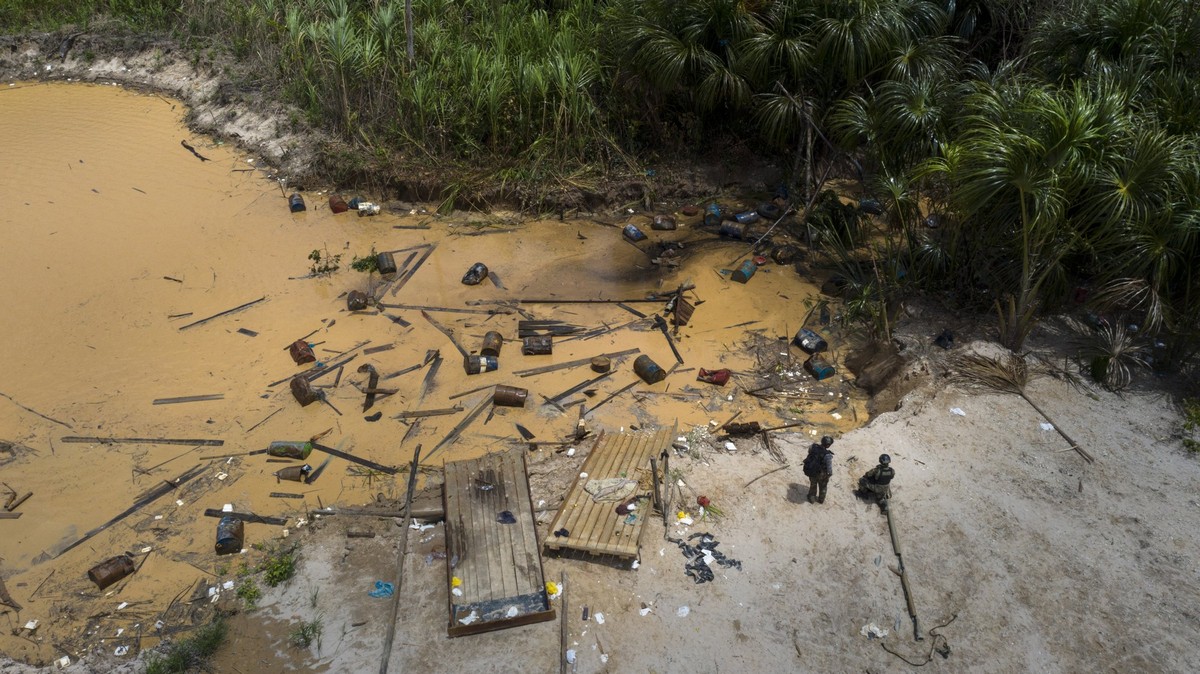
[0,82,863,666]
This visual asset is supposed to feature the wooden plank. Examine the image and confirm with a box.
[544,432,604,551]
[513,348,639,378]
[506,450,540,595]
[591,431,649,555]
[502,450,534,595]
[560,432,629,548]
[572,431,634,551]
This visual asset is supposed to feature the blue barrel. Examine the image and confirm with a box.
[623,224,647,242]
[288,193,306,213]
[634,355,666,384]
[719,221,748,239]
[793,328,828,354]
[731,260,757,283]
[215,516,244,555]
[805,355,836,381]
[703,203,723,228]
[734,210,760,225]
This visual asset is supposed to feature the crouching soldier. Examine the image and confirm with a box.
[857,454,894,511]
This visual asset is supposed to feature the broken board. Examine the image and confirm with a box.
[443,447,555,637]
[544,427,674,559]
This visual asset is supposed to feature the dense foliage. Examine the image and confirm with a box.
[4,0,1198,364]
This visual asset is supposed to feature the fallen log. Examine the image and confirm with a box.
[513,348,639,377]
[311,442,399,475]
[202,509,288,526]
[178,297,266,331]
[62,436,224,446]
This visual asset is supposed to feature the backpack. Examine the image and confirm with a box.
[802,448,824,476]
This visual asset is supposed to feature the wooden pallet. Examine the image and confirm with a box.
[443,447,556,637]
[544,427,674,559]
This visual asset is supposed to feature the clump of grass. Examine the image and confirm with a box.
[1183,398,1200,453]
[350,248,379,273]
[144,616,228,674]
[289,615,323,649]
[236,578,261,609]
[260,542,299,587]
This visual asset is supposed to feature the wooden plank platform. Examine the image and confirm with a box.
[443,447,555,637]
[544,427,674,559]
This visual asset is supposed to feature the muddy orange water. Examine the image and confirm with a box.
[0,82,863,666]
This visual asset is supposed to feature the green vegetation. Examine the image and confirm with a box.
[6,0,1200,369]
[144,616,228,674]
[236,578,261,609]
[258,541,299,587]
[308,247,341,276]
[289,615,323,649]
[350,248,379,273]
[1183,398,1200,453]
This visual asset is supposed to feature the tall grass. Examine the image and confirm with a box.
[0,0,177,31]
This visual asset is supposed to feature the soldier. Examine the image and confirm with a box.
[802,436,835,504]
[857,454,894,511]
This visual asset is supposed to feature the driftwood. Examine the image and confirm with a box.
[311,442,398,475]
[421,311,469,359]
[419,353,443,402]
[654,315,685,364]
[425,396,491,461]
[55,465,207,558]
[153,394,224,405]
[62,436,224,446]
[584,381,638,415]
[0,574,21,611]
[390,244,436,296]
[202,509,288,526]
[447,383,496,400]
[379,444,422,674]
[513,348,639,377]
[393,406,464,420]
[178,297,266,331]
[379,303,510,316]
[547,372,612,406]
[0,391,73,428]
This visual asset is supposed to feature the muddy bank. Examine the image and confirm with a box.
[0,28,786,213]
[0,80,862,670]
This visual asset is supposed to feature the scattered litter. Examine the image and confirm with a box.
[115,628,123,637]
[546,581,561,600]
[1040,422,1055,431]
[114,646,129,656]
[566,649,577,664]
[676,512,694,526]
[154,620,164,631]
[175,499,184,506]
[409,520,434,531]
[601,654,610,664]
[55,656,70,669]
[117,601,128,610]
[222,580,235,591]
[23,620,39,631]
[154,514,163,520]
[724,441,737,452]
[458,610,479,625]
[215,472,228,481]
[452,576,462,588]
[221,503,233,512]
[496,510,517,524]
[830,412,842,420]
[452,588,463,597]
[368,581,395,598]
[676,606,690,618]
[505,606,520,618]
[595,612,605,625]
[950,407,966,416]
[140,546,152,553]
[860,623,888,639]
[667,532,743,584]
[639,607,652,616]
[631,559,639,570]
[566,447,576,457]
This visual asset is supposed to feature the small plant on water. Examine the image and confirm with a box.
[308,246,341,276]
[289,615,323,649]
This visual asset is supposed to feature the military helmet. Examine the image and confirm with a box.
[879,453,891,464]
[821,435,834,447]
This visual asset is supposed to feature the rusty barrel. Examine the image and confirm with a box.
[590,356,611,373]
[347,290,369,311]
[464,354,499,375]
[288,193,306,213]
[267,440,313,460]
[522,336,553,355]
[493,385,529,408]
[215,516,245,555]
[634,355,666,384]
[88,555,136,590]
[376,251,397,275]
[480,331,504,358]
[289,339,316,365]
[719,221,749,239]
[651,215,677,231]
[329,194,349,213]
[290,375,320,407]
[276,464,312,483]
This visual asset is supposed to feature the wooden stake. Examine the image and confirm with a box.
[379,444,422,674]
[178,297,266,331]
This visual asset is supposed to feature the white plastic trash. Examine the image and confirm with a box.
[1040,422,1054,431]
[950,407,966,416]
[676,605,690,617]
[595,612,605,625]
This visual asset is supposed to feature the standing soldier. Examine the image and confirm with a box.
[857,454,894,511]
[802,436,835,504]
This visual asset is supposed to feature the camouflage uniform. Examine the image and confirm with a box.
[803,443,834,504]
[858,463,894,510]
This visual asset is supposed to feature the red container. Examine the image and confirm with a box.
[289,339,316,365]
[697,368,731,386]
[329,195,349,213]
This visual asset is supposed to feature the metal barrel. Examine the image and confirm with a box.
[522,336,553,355]
[289,339,316,365]
[275,464,312,483]
[805,355,836,380]
[462,263,489,285]
[651,215,677,230]
[493,385,529,407]
[634,355,666,384]
[622,224,647,242]
[771,244,799,264]
[590,356,611,373]
[288,193,306,213]
[376,251,397,275]
[793,328,828,354]
[215,516,245,555]
[464,354,499,375]
[347,290,368,311]
[731,259,757,283]
[734,210,760,224]
[480,331,504,357]
[88,555,136,590]
[290,376,320,407]
[704,203,723,227]
[267,441,313,460]
[329,194,349,213]
[719,221,748,239]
